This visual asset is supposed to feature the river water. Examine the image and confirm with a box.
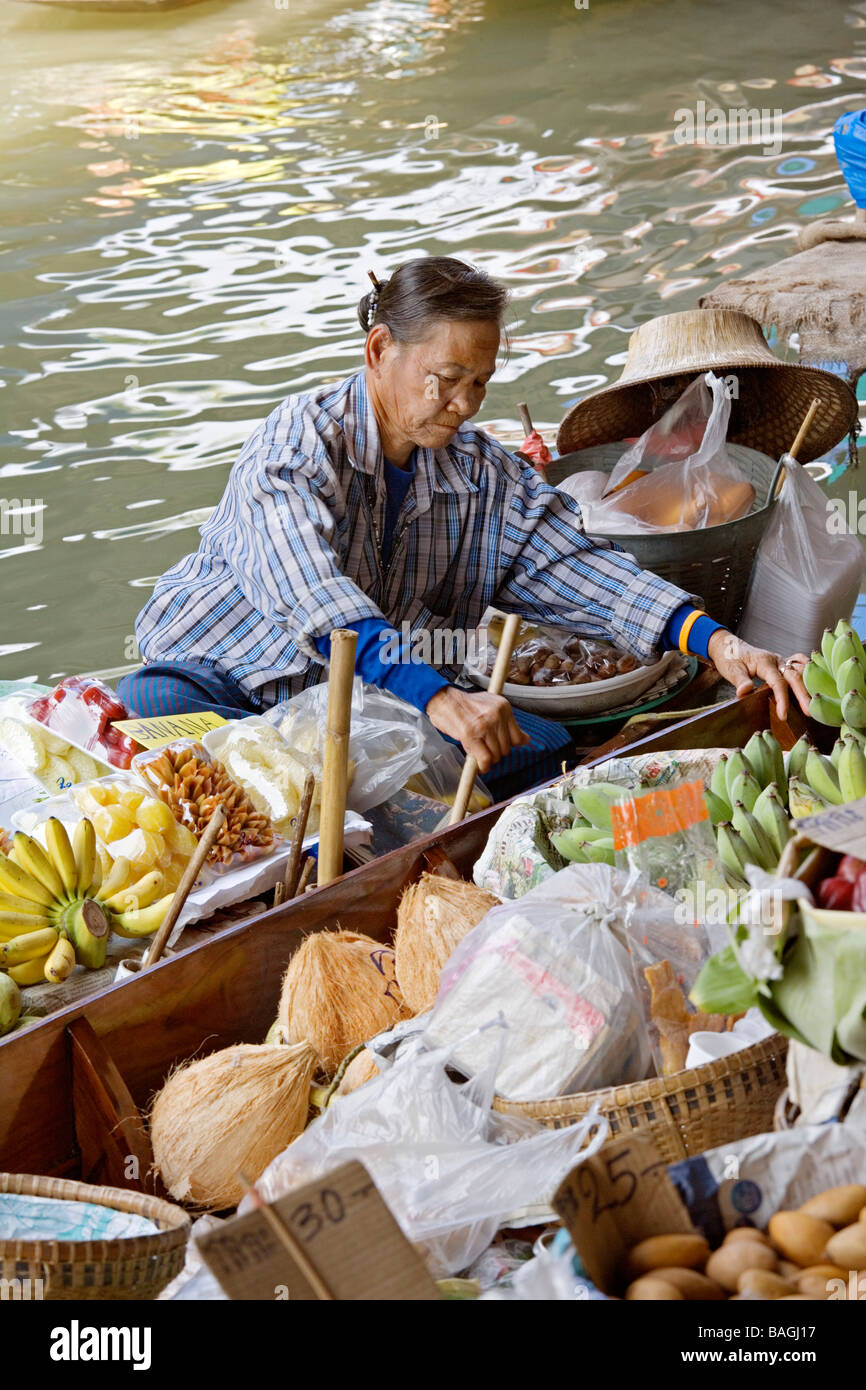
[1,0,865,682]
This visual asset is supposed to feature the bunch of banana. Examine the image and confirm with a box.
[550,781,633,868]
[706,732,794,887]
[0,817,176,985]
[804,619,866,735]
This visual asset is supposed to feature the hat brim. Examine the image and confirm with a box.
[556,362,858,462]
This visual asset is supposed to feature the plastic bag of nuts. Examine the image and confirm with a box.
[479,619,652,689]
[132,739,277,871]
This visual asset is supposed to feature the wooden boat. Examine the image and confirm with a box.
[0,684,818,1188]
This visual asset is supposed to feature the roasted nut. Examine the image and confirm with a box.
[596,659,617,680]
[532,668,555,686]
[616,654,638,674]
[140,743,274,864]
[543,654,560,670]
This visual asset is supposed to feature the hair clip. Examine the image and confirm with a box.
[366,270,382,331]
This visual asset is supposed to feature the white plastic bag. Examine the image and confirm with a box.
[262,679,426,813]
[738,453,865,657]
[563,373,755,535]
[249,1033,607,1278]
[424,863,653,1099]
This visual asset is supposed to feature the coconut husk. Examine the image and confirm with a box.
[395,873,499,1014]
[336,1047,380,1096]
[150,1041,317,1210]
[278,929,411,1076]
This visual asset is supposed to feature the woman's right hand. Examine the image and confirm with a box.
[425,687,530,774]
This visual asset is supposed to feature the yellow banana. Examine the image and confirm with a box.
[0,912,55,941]
[44,818,78,900]
[102,869,164,915]
[44,935,76,984]
[0,854,55,910]
[8,954,53,985]
[12,833,66,903]
[111,893,174,939]
[72,818,96,897]
[0,893,51,920]
[0,927,59,968]
[97,855,133,902]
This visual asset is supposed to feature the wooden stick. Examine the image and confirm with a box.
[517,402,534,437]
[448,612,522,826]
[273,881,285,909]
[317,629,357,886]
[283,772,316,899]
[144,804,227,966]
[773,397,821,497]
[236,1170,335,1301]
[295,855,315,896]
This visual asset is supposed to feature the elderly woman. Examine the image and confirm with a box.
[120,257,809,801]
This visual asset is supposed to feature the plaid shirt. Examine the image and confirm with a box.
[135,370,695,707]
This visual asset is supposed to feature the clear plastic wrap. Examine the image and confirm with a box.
[261,680,427,814]
[250,1033,607,1278]
[562,373,755,535]
[0,688,107,796]
[475,613,650,690]
[70,775,202,892]
[132,739,276,872]
[203,717,326,838]
[26,677,140,771]
[424,862,654,1099]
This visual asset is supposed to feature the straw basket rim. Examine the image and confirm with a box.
[492,1033,786,1147]
[0,1172,190,1266]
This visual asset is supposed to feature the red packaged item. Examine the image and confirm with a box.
[816,875,855,912]
[851,868,866,914]
[26,677,141,770]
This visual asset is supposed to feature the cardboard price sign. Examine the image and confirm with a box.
[796,796,866,858]
[552,1135,695,1295]
[197,1161,439,1301]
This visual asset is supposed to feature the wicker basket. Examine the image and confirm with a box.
[547,443,781,632]
[493,1034,787,1164]
[0,1173,190,1301]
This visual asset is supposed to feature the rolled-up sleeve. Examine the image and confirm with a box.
[493,470,700,658]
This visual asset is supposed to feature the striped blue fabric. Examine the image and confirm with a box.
[134,369,698,706]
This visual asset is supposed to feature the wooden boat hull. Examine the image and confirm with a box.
[0,686,815,1185]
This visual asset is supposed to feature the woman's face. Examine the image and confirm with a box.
[366,317,501,451]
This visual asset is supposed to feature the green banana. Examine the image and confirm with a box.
[804,749,843,806]
[835,656,866,701]
[830,632,858,682]
[752,784,792,859]
[786,735,813,783]
[724,750,753,803]
[840,620,866,670]
[704,789,732,825]
[0,974,22,1037]
[821,628,836,666]
[843,723,866,750]
[830,738,844,770]
[571,782,629,831]
[732,801,778,871]
[743,733,772,788]
[809,694,843,727]
[840,688,866,731]
[761,732,787,805]
[788,775,830,819]
[729,769,761,814]
[553,828,615,862]
[838,735,866,803]
[803,659,839,701]
[716,822,749,883]
[710,754,731,805]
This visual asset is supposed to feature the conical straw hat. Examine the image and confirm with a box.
[556,308,858,462]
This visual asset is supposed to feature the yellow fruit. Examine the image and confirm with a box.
[102,807,135,843]
[137,829,167,865]
[165,819,197,856]
[120,787,148,814]
[44,935,76,983]
[97,845,113,876]
[8,954,52,985]
[0,926,59,967]
[135,799,176,834]
[85,783,112,807]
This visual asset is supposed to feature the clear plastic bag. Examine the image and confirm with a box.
[0,688,108,797]
[132,740,276,872]
[26,677,140,771]
[572,373,756,535]
[611,780,732,1076]
[261,679,426,814]
[473,613,650,690]
[249,1033,607,1278]
[738,453,865,657]
[424,862,653,1099]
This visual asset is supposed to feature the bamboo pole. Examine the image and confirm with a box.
[283,772,316,899]
[448,612,522,825]
[773,397,821,497]
[316,628,357,886]
[144,804,227,966]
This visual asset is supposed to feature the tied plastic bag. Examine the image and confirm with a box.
[424,863,653,1099]
[249,1031,607,1278]
[738,453,865,658]
[562,373,755,535]
[261,679,426,814]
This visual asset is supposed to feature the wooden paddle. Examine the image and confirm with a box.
[317,628,358,886]
[447,612,522,825]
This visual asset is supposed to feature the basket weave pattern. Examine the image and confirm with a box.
[0,1173,190,1301]
[493,1034,787,1164]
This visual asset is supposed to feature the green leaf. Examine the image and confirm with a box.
[689,945,759,1016]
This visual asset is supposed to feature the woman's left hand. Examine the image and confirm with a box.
[706,630,811,720]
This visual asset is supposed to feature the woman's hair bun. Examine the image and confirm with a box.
[357,258,507,341]
[357,278,387,334]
